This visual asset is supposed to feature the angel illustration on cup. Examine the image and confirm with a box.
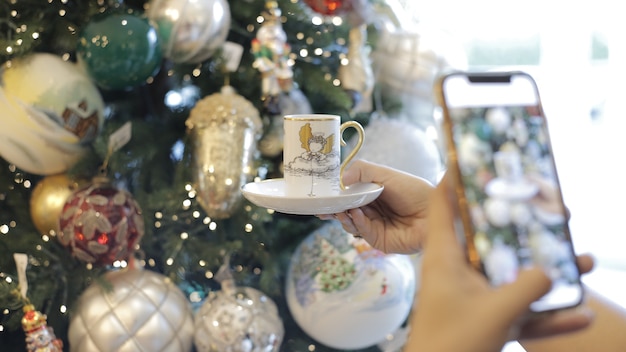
[284,123,340,196]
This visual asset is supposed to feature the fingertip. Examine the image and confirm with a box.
[501,267,552,311]
[517,267,552,294]
[575,305,596,323]
[486,268,552,329]
[316,214,335,220]
[576,253,595,274]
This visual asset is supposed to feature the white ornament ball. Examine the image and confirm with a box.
[510,201,533,227]
[147,0,231,64]
[193,284,284,352]
[346,117,442,184]
[483,198,511,228]
[483,239,519,286]
[0,53,105,175]
[486,107,512,135]
[68,269,194,352]
[286,221,416,350]
[457,133,491,172]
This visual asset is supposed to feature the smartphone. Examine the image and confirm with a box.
[437,71,584,313]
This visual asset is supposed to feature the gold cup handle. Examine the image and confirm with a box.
[339,120,365,190]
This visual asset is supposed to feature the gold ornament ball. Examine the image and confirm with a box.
[30,174,81,236]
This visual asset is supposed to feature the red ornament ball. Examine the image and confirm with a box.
[303,0,352,15]
[58,178,145,266]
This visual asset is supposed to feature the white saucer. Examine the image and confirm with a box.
[485,177,538,201]
[241,178,384,215]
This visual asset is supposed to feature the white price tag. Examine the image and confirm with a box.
[13,253,28,298]
[108,122,132,153]
[222,41,244,72]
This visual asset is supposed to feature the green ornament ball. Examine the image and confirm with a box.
[468,115,493,141]
[76,12,163,90]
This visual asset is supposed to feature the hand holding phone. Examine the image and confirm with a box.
[437,71,584,313]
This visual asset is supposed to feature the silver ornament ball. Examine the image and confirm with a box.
[147,0,231,63]
[68,269,195,352]
[194,285,284,352]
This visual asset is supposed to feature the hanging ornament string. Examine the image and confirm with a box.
[214,254,236,293]
[13,253,28,300]
[219,40,245,85]
[98,121,133,178]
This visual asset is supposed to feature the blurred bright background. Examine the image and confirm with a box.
[401,1,626,350]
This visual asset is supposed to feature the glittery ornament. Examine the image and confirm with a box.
[76,12,162,90]
[286,221,415,350]
[30,174,83,236]
[68,268,194,352]
[0,53,105,175]
[21,304,63,352]
[194,260,284,352]
[147,0,231,64]
[186,85,263,219]
[57,177,145,266]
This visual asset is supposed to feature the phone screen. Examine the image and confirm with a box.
[439,71,583,313]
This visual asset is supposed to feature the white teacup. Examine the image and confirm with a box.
[283,114,364,197]
[493,150,523,182]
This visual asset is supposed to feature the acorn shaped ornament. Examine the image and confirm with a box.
[186,85,263,219]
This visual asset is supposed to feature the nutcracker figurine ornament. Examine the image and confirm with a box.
[251,1,293,115]
[21,304,63,352]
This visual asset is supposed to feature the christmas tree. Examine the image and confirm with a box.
[0,0,455,350]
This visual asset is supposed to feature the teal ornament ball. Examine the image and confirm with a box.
[77,12,162,90]
[468,115,493,141]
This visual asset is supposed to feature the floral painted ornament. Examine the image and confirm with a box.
[57,177,144,266]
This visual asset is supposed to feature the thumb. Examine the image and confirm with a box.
[492,268,552,319]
